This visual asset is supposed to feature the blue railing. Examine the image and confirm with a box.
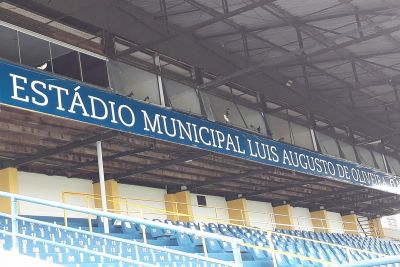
[0,191,244,267]
[342,255,400,267]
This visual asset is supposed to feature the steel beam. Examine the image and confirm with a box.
[289,187,363,205]
[0,130,118,169]
[242,178,319,198]
[198,23,400,90]
[113,151,209,181]
[184,0,276,31]
[20,0,400,151]
[198,5,400,40]
[321,194,397,210]
[51,145,154,176]
[187,169,266,191]
[117,0,276,56]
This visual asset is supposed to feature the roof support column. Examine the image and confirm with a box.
[310,210,331,233]
[257,93,273,138]
[93,179,120,213]
[296,29,319,152]
[226,198,250,226]
[341,214,360,235]
[369,218,384,238]
[192,66,208,117]
[164,191,193,222]
[273,204,294,230]
[0,168,19,214]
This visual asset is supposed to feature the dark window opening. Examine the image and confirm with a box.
[51,43,81,81]
[80,53,109,88]
[197,195,207,207]
[0,26,19,63]
[19,33,52,72]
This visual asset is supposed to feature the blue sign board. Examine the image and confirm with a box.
[0,60,399,194]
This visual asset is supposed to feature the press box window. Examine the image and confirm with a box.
[51,43,81,81]
[0,25,19,63]
[80,53,109,88]
[197,195,207,207]
[19,32,52,72]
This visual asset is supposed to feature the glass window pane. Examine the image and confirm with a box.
[51,43,81,80]
[356,146,375,168]
[316,132,340,157]
[237,105,267,135]
[291,122,314,150]
[267,115,292,144]
[386,156,400,175]
[164,78,201,115]
[203,93,246,128]
[338,140,357,162]
[0,26,19,63]
[19,33,51,72]
[80,53,109,88]
[108,60,160,105]
[200,92,215,121]
[372,151,385,171]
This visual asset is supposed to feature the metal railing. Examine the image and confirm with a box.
[1,192,350,267]
[0,191,245,267]
[342,255,400,267]
[62,191,362,234]
[61,191,391,266]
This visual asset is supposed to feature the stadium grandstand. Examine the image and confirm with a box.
[2,0,400,266]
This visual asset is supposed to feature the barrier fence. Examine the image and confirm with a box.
[0,191,244,267]
[61,191,389,267]
[62,191,366,235]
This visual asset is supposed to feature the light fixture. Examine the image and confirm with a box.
[126,91,134,98]
[223,108,230,123]
[37,62,48,70]
[366,139,382,145]
[250,125,262,133]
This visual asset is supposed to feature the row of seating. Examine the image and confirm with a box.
[0,216,270,266]
[1,215,400,266]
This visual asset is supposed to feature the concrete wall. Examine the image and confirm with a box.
[247,200,274,230]
[327,211,345,233]
[118,184,167,220]
[191,193,229,224]
[16,171,366,236]
[292,207,313,231]
[383,228,400,240]
[19,171,93,217]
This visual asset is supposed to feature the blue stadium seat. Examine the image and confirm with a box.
[3,216,400,267]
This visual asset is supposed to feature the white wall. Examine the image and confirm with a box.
[17,171,350,234]
[191,194,229,224]
[247,200,274,231]
[383,228,400,240]
[118,184,167,220]
[19,171,93,217]
[327,211,345,233]
[292,207,313,231]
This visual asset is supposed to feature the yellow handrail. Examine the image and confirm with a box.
[243,242,336,266]
[62,191,386,258]
[62,191,348,230]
